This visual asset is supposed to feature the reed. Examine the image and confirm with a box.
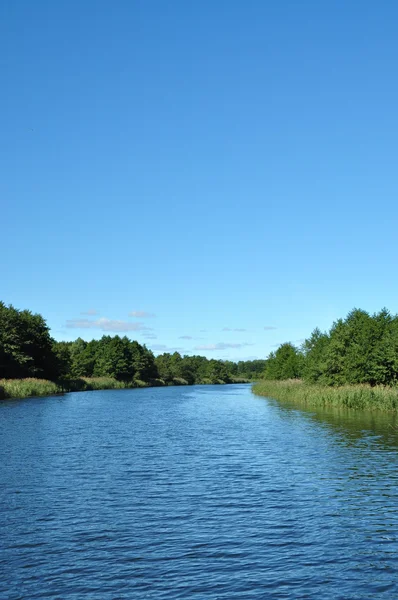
[0,378,60,400]
[83,377,127,390]
[0,376,170,400]
[252,380,398,411]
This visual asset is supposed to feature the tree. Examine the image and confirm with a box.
[69,338,97,377]
[53,341,72,378]
[94,336,134,380]
[205,359,231,384]
[263,343,303,380]
[0,302,58,379]
[155,353,174,384]
[301,328,330,383]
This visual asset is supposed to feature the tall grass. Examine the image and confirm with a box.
[252,380,398,411]
[1,374,244,401]
[83,377,128,390]
[0,377,153,400]
[0,378,59,400]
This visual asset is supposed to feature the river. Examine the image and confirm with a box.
[1,384,398,598]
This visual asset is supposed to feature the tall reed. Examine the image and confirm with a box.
[0,378,59,400]
[252,380,398,411]
[0,376,168,400]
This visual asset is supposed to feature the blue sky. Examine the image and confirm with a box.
[2,1,398,360]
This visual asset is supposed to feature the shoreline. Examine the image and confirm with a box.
[0,376,251,401]
[252,380,398,412]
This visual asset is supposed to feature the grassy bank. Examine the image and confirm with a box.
[252,380,398,411]
[0,378,60,400]
[0,377,165,400]
[0,376,248,400]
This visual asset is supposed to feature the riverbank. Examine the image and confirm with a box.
[0,377,154,400]
[0,376,250,400]
[252,380,398,411]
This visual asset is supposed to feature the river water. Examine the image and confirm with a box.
[1,384,398,599]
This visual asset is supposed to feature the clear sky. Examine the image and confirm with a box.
[2,1,398,360]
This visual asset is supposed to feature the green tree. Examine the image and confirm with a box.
[130,341,158,381]
[155,353,174,383]
[0,302,58,379]
[69,338,97,377]
[302,328,330,383]
[264,343,303,380]
[94,336,134,380]
[53,341,72,378]
[205,359,231,384]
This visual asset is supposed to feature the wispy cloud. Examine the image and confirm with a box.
[264,326,277,331]
[222,327,247,332]
[80,309,98,316]
[66,318,152,333]
[272,340,303,349]
[150,344,186,353]
[194,342,254,351]
[129,310,156,318]
[142,333,158,339]
[231,355,259,361]
[179,335,193,340]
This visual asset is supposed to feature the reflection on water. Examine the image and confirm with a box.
[1,384,398,599]
[271,396,398,449]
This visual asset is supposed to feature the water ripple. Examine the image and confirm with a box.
[1,385,398,598]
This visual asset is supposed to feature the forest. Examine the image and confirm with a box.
[263,308,398,387]
[0,302,265,398]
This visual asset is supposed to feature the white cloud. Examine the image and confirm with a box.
[264,326,277,331]
[129,310,156,318]
[150,344,185,353]
[80,309,98,316]
[66,317,152,333]
[179,335,193,340]
[142,333,158,339]
[194,342,254,351]
[223,327,247,332]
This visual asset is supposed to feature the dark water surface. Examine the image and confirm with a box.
[1,384,398,599]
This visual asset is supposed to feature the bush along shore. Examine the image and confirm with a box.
[252,380,398,412]
[262,308,398,387]
[253,307,398,412]
[0,301,259,400]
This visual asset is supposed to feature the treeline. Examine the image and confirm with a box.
[155,353,266,385]
[264,308,398,386]
[54,338,264,385]
[0,302,265,388]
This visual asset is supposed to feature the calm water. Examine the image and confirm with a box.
[1,384,398,599]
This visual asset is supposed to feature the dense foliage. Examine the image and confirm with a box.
[0,302,58,379]
[154,354,265,385]
[53,337,159,383]
[0,302,263,389]
[264,308,398,387]
[263,343,303,381]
